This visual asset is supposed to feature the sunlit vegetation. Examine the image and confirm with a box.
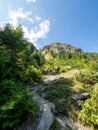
[75,72,98,129]
[38,77,75,115]
[0,24,42,129]
[79,88,98,129]
[40,43,98,129]
[0,24,98,130]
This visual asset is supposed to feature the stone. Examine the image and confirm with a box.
[56,116,76,130]
[33,94,54,130]
[17,94,54,130]
[72,93,90,100]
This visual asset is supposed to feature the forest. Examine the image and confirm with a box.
[0,24,98,130]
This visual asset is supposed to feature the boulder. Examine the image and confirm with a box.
[17,94,54,130]
[56,116,76,130]
[72,93,90,100]
[65,66,71,69]
[33,94,54,130]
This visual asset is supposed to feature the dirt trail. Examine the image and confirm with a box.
[32,69,91,130]
[45,69,79,82]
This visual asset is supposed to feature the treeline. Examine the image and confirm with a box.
[41,44,98,73]
[0,24,44,129]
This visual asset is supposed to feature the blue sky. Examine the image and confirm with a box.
[0,0,98,52]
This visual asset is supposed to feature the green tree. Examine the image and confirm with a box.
[0,24,42,129]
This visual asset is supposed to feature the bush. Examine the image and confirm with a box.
[79,89,98,129]
[0,81,38,129]
[0,80,16,104]
[24,65,42,84]
[75,71,98,85]
[42,64,55,74]
[50,119,60,130]
[89,61,98,71]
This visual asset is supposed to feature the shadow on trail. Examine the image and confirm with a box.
[37,77,76,117]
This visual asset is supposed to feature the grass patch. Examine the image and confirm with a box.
[50,119,60,130]
[38,77,76,116]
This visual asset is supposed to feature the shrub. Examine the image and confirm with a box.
[79,85,98,129]
[50,119,60,130]
[42,64,55,74]
[0,80,16,104]
[24,65,42,84]
[75,71,98,85]
[0,81,38,129]
[89,61,98,71]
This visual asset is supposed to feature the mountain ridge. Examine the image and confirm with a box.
[41,42,83,59]
[42,42,83,53]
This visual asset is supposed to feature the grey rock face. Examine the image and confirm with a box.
[72,93,90,100]
[17,94,54,130]
[37,104,54,130]
[33,94,54,130]
[56,116,76,130]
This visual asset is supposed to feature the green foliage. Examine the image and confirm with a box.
[75,71,98,85]
[0,24,25,52]
[88,61,98,71]
[41,43,98,72]
[42,59,71,74]
[38,77,75,115]
[0,24,42,129]
[85,53,98,62]
[79,85,98,129]
[0,23,43,82]
[0,44,10,80]
[50,119,60,130]
[0,80,16,104]
[30,51,44,66]
[41,43,83,60]
[0,24,27,80]
[0,44,10,64]
[42,63,55,74]
[74,71,98,129]
[0,81,38,129]
[1,23,98,130]
[24,65,42,84]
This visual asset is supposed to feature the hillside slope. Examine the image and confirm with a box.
[41,43,83,59]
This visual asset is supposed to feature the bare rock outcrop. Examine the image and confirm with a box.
[33,94,54,130]
[72,93,90,100]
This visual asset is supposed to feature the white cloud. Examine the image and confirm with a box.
[6,7,50,48]
[0,24,4,31]
[35,15,42,21]
[27,0,37,2]
[28,18,34,23]
[8,8,32,27]
[22,20,50,47]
